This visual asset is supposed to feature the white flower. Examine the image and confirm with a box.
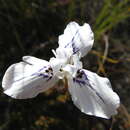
[2,21,120,119]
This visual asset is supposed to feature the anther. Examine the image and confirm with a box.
[45,69,49,73]
[60,68,63,72]
[48,67,53,71]
[77,69,81,74]
[77,69,83,78]
[78,73,83,78]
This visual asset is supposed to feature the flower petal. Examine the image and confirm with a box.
[58,22,80,48]
[22,56,48,66]
[58,22,94,57]
[68,69,120,119]
[2,56,58,99]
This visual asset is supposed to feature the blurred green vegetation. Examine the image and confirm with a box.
[0,0,130,130]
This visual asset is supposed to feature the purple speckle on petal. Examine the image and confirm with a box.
[73,78,86,86]
[73,70,105,103]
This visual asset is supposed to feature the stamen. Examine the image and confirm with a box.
[76,69,84,78]
[45,69,49,73]
[48,67,53,71]
[60,68,63,72]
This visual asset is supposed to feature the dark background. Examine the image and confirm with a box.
[0,0,130,129]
